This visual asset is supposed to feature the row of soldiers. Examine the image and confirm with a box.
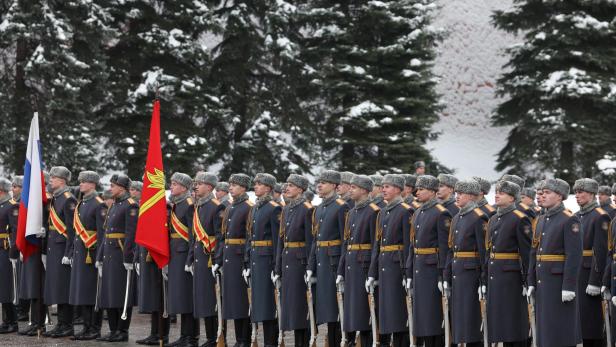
[1,163,616,347]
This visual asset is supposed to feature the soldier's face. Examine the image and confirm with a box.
[495,191,514,207]
[317,181,336,198]
[79,181,96,194]
[254,182,271,198]
[415,188,435,203]
[284,183,302,200]
[229,183,246,198]
[129,188,141,199]
[536,190,545,207]
[402,186,413,198]
[382,184,401,201]
[110,183,124,198]
[370,185,382,198]
[455,192,474,208]
[195,182,212,197]
[215,190,227,200]
[170,181,188,196]
[416,167,425,175]
[350,184,369,201]
[11,185,22,199]
[337,183,351,195]
[598,193,610,205]
[50,176,65,190]
[541,189,562,208]
[273,191,281,200]
[520,195,534,206]
[574,190,594,207]
[437,184,453,200]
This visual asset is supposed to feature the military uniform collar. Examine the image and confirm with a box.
[459,201,477,216]
[385,196,403,211]
[578,200,598,215]
[232,193,249,206]
[53,186,70,198]
[196,193,214,207]
[496,203,515,217]
[170,191,191,205]
[545,203,565,217]
[419,198,438,211]
[341,192,352,202]
[0,194,10,205]
[321,192,338,206]
[287,196,306,209]
[601,201,612,209]
[371,195,384,206]
[12,195,20,203]
[256,194,273,207]
[477,197,489,207]
[219,195,230,204]
[441,196,455,207]
[115,192,130,203]
[353,197,371,211]
[81,191,97,202]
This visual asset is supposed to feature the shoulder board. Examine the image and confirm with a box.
[563,209,573,217]
[435,204,446,212]
[611,204,616,209]
[46,192,52,199]
[518,202,529,210]
[186,197,193,206]
[246,200,255,207]
[303,201,313,209]
[280,201,286,206]
[9,199,17,205]
[473,208,484,217]
[127,198,136,205]
[335,198,345,206]
[64,191,74,199]
[534,206,542,212]
[269,201,279,207]
[401,202,411,210]
[95,196,104,204]
[211,198,220,206]
[369,203,380,211]
[513,210,526,219]
[412,201,421,208]
[485,204,495,212]
[596,207,607,215]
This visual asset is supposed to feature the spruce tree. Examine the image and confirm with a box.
[493,0,616,183]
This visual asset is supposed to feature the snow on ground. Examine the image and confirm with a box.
[428,0,519,180]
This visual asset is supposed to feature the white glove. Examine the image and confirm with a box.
[211,264,220,278]
[602,286,612,300]
[242,268,251,284]
[562,290,575,302]
[336,275,344,292]
[405,278,412,290]
[526,286,535,297]
[586,284,601,296]
[271,272,280,287]
[443,281,451,297]
[9,258,17,266]
[61,256,71,265]
[162,265,169,281]
[20,253,23,262]
[185,264,194,275]
[438,281,443,293]
[95,261,103,277]
[612,296,616,307]
[136,263,140,276]
[41,254,47,270]
[123,262,134,271]
[304,270,315,285]
[365,277,376,293]
[478,285,487,300]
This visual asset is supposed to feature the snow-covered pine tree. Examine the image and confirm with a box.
[209,0,313,179]
[493,0,616,183]
[298,0,442,174]
[98,0,226,178]
[0,0,112,173]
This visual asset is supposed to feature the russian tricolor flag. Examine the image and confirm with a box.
[16,113,47,261]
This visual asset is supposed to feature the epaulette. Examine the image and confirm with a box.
[518,202,530,211]
[64,191,74,199]
[369,203,380,211]
[186,197,194,206]
[128,198,136,205]
[563,209,573,217]
[46,192,52,199]
[485,204,495,212]
[95,196,104,204]
[534,206,542,213]
[270,201,279,207]
[303,201,313,209]
[596,207,607,215]
[211,198,220,206]
[280,201,286,206]
[246,200,255,207]
[401,202,411,210]
[9,199,16,205]
[611,204,616,209]
[513,210,526,219]
[412,201,421,209]
[435,204,446,212]
[473,208,484,217]
[335,198,345,206]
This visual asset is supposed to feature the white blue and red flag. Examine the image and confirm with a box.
[16,113,48,261]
